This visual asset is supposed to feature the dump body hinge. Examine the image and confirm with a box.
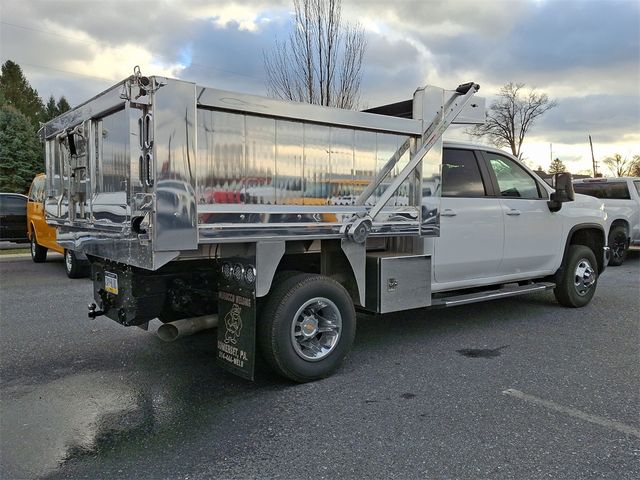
[345,82,480,243]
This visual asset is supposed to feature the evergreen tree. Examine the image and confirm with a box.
[44,95,58,122]
[0,106,43,193]
[42,95,72,122]
[0,60,44,130]
[57,96,71,114]
[548,157,566,174]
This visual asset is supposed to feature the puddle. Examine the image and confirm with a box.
[0,372,163,478]
[457,345,509,358]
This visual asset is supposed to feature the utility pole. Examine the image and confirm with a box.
[550,143,553,164]
[588,135,597,177]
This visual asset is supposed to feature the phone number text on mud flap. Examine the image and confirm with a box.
[218,341,249,368]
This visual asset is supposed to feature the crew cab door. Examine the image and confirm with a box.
[481,151,562,275]
[433,148,503,283]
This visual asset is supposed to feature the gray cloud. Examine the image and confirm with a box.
[178,18,281,94]
[409,0,640,92]
[532,94,640,144]
[505,0,639,71]
[346,0,530,36]
[1,0,638,154]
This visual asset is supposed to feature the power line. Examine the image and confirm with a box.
[12,61,114,83]
[1,20,105,48]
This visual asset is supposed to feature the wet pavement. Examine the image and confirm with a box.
[1,252,639,479]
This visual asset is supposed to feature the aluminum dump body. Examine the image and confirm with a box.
[41,74,484,270]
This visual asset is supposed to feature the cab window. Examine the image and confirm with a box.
[485,153,542,199]
[37,178,45,202]
[574,182,631,199]
[605,182,631,200]
[0,195,27,215]
[28,176,45,203]
[28,180,38,201]
[573,183,604,198]
[441,149,486,197]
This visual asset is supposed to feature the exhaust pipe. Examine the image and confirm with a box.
[157,315,219,342]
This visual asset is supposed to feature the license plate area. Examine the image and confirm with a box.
[104,271,118,294]
[92,262,166,326]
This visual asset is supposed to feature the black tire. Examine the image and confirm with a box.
[258,273,356,383]
[608,225,628,267]
[30,234,47,263]
[271,270,302,286]
[64,249,89,279]
[554,245,598,308]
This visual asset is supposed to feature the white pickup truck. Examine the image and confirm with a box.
[41,74,610,382]
[573,177,640,265]
[433,142,608,308]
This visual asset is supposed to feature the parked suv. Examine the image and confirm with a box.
[0,193,28,243]
[573,177,640,265]
[27,174,89,278]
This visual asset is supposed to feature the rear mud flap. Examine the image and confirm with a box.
[217,265,256,380]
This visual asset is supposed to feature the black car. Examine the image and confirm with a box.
[0,193,28,243]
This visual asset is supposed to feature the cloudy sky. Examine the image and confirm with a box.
[2,0,638,173]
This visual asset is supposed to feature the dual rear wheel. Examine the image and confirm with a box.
[258,273,356,383]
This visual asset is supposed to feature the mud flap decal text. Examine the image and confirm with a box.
[217,273,256,380]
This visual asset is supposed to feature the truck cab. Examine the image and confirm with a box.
[434,142,608,292]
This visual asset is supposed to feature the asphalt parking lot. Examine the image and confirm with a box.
[1,252,639,480]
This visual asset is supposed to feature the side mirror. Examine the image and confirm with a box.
[548,172,575,212]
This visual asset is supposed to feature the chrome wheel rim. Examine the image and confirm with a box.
[574,258,595,296]
[65,250,73,273]
[290,297,342,361]
[31,238,36,257]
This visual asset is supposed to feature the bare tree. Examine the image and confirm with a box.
[603,153,634,177]
[630,155,640,177]
[264,0,366,109]
[468,83,557,158]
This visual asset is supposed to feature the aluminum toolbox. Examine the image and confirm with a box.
[365,253,431,313]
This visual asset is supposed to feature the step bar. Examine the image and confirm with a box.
[431,282,555,308]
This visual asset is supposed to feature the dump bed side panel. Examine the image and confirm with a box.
[194,105,423,242]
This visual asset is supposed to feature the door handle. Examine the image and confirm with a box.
[441,209,457,217]
[506,209,521,216]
